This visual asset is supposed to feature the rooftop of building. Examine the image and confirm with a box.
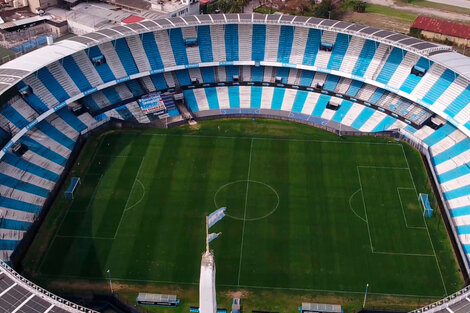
[412,15,470,40]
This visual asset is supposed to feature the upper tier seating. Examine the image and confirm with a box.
[1,20,470,266]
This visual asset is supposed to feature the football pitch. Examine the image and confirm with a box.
[31,119,463,299]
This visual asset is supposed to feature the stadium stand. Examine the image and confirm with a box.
[0,261,97,312]
[0,13,470,312]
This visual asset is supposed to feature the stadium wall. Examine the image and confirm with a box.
[0,15,469,309]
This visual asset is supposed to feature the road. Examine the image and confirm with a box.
[363,0,470,22]
[244,0,261,13]
[427,0,470,9]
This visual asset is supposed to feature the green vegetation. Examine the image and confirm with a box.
[23,120,464,312]
[365,4,418,22]
[253,5,276,14]
[396,0,470,17]
[205,0,248,13]
[0,47,16,65]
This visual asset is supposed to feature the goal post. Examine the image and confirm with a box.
[419,193,433,218]
[65,177,81,200]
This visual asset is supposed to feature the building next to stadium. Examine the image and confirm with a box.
[1,12,470,312]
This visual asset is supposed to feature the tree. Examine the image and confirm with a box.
[353,0,367,12]
[314,0,334,18]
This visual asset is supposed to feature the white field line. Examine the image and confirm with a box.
[39,171,105,273]
[114,157,146,239]
[55,235,114,240]
[39,273,442,298]
[348,188,367,223]
[357,165,438,257]
[356,166,374,252]
[124,179,146,212]
[357,166,410,170]
[237,138,253,286]
[371,251,435,257]
[149,133,402,146]
[400,144,448,296]
[397,187,426,230]
[68,174,103,213]
[48,156,148,249]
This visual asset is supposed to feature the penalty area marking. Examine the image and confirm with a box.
[356,165,437,258]
[348,188,367,223]
[213,179,280,222]
[114,157,146,239]
[41,156,147,274]
[124,179,146,212]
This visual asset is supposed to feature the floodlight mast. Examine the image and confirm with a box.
[205,214,210,254]
[200,213,217,313]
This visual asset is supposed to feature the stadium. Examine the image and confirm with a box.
[0,11,469,313]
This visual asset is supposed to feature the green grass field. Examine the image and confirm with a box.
[24,119,464,311]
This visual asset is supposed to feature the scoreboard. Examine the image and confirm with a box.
[138,93,167,115]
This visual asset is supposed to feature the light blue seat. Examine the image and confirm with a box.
[372,115,396,132]
[62,55,93,92]
[331,100,353,123]
[201,67,215,83]
[422,69,455,105]
[277,26,294,63]
[228,87,240,108]
[376,48,406,85]
[36,121,75,150]
[225,24,239,62]
[1,103,29,129]
[150,73,168,90]
[20,136,67,166]
[252,25,266,61]
[312,94,331,117]
[183,89,198,112]
[0,172,49,198]
[168,28,189,65]
[352,40,376,77]
[114,38,139,75]
[3,152,59,182]
[327,33,350,71]
[37,67,69,103]
[400,57,432,94]
[299,71,314,87]
[250,87,262,108]
[291,90,308,113]
[198,26,214,62]
[302,29,321,66]
[141,33,164,70]
[271,88,285,110]
[205,88,219,109]
[323,75,340,91]
[0,218,32,231]
[0,196,42,214]
[176,70,191,86]
[351,107,375,130]
[88,46,115,82]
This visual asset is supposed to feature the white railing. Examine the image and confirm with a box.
[0,261,98,313]
[409,285,470,313]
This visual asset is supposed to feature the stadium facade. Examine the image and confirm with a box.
[0,13,470,312]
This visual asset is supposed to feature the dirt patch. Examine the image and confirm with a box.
[343,11,412,34]
[225,290,250,299]
[190,123,201,130]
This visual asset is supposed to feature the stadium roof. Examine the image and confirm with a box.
[0,13,462,97]
[0,262,97,313]
[412,15,470,40]
[122,15,146,24]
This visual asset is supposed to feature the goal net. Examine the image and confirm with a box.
[65,177,81,200]
[419,193,433,218]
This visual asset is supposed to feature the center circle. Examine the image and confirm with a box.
[214,180,279,221]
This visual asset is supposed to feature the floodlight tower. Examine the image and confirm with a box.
[199,208,226,313]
